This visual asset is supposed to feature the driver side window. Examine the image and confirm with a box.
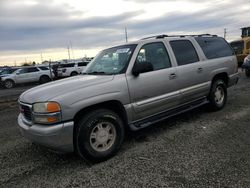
[136,42,171,72]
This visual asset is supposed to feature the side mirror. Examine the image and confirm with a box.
[132,61,153,76]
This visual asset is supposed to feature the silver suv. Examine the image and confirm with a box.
[57,61,89,77]
[18,34,239,162]
[1,66,54,88]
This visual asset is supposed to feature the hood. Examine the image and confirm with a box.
[20,75,114,103]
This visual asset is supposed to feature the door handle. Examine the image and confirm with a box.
[197,68,203,73]
[169,73,177,80]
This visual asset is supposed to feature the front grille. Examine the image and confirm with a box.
[20,104,32,121]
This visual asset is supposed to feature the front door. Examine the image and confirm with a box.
[126,42,181,121]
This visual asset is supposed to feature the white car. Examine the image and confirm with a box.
[57,61,89,77]
[0,66,54,88]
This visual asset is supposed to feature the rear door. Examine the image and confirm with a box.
[27,67,40,82]
[77,62,88,73]
[169,39,210,103]
[126,42,181,121]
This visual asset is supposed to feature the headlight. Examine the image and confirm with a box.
[32,102,61,124]
[33,102,60,113]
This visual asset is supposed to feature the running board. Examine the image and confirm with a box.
[129,98,209,131]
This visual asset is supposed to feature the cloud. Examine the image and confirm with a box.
[0,0,249,65]
[0,0,142,51]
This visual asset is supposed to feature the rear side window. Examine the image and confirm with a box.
[39,67,49,70]
[170,40,199,66]
[195,37,234,59]
[28,67,39,72]
[78,62,88,66]
[59,63,75,68]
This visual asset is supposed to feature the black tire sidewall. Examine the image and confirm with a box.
[76,109,124,162]
[71,72,77,76]
[4,80,14,89]
[40,75,50,84]
[208,79,227,110]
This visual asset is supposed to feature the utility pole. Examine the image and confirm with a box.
[67,46,71,60]
[125,27,128,43]
[41,52,43,63]
[70,42,75,59]
[224,28,227,39]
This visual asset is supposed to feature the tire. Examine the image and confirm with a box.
[208,79,227,111]
[75,109,125,163]
[70,72,78,76]
[39,75,51,84]
[245,69,250,77]
[4,79,15,89]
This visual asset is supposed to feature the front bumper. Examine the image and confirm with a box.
[228,73,239,87]
[18,114,74,153]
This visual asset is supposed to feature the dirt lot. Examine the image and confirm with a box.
[0,71,250,188]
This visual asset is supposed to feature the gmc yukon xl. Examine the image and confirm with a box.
[18,34,239,162]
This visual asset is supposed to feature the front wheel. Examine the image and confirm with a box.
[4,80,15,89]
[208,79,227,111]
[75,109,125,163]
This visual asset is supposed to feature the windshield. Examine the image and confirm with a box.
[0,68,16,75]
[230,41,244,54]
[85,44,137,75]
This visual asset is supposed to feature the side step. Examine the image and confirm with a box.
[129,98,209,131]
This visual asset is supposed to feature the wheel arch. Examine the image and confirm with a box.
[211,72,229,87]
[70,71,78,76]
[40,74,50,79]
[73,100,129,148]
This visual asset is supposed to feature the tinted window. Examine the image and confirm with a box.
[27,67,39,72]
[18,68,28,74]
[196,37,234,59]
[59,63,75,68]
[170,40,199,66]
[136,42,171,71]
[39,66,49,70]
[78,62,88,66]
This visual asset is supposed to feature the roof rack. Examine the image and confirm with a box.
[141,34,217,40]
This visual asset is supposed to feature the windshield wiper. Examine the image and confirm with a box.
[86,71,107,75]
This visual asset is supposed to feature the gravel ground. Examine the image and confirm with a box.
[0,71,250,188]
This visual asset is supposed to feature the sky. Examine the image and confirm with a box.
[0,0,249,66]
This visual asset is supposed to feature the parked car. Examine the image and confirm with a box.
[1,66,54,88]
[57,61,89,77]
[242,54,250,77]
[18,34,238,162]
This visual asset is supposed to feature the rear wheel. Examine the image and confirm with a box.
[75,109,125,163]
[70,72,78,76]
[208,79,227,111]
[4,80,15,89]
[39,75,51,84]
